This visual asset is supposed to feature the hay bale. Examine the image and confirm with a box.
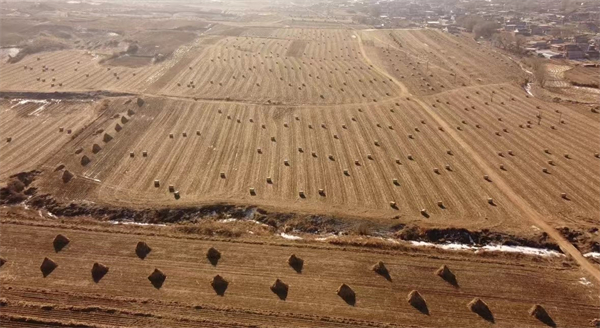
[0,257,6,267]
[318,189,326,196]
[284,159,290,166]
[390,201,398,209]
[392,178,400,186]
[6,137,12,143]
[136,98,144,107]
[270,279,289,300]
[154,180,160,187]
[407,290,428,314]
[174,191,180,199]
[407,154,414,160]
[372,261,391,280]
[288,254,304,273]
[182,132,187,137]
[266,177,273,184]
[220,172,226,179]
[115,123,122,132]
[62,170,74,183]
[561,193,568,200]
[211,275,229,296]
[206,247,221,266]
[257,148,262,154]
[92,144,101,154]
[271,136,276,142]
[298,190,306,198]
[328,155,335,161]
[103,133,113,143]
[298,147,304,153]
[529,304,555,326]
[81,155,91,166]
[337,284,356,305]
[435,265,457,286]
[59,127,64,132]
[343,169,350,176]
[468,298,494,322]
[53,234,70,252]
[168,185,175,192]
[484,175,491,181]
[91,262,109,283]
[40,257,58,277]
[121,116,129,124]
[367,154,374,160]
[148,268,166,289]
[135,241,151,259]
[196,131,201,136]
[127,109,135,116]
[355,160,361,166]
[55,164,65,171]
[249,188,256,196]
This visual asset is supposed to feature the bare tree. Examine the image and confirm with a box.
[530,58,549,88]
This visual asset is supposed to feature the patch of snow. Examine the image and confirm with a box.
[408,240,562,257]
[524,82,534,97]
[584,252,600,259]
[579,277,592,286]
[315,234,337,241]
[280,232,303,240]
[109,221,166,227]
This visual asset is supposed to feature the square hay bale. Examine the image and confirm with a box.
[372,261,391,280]
[135,241,152,259]
[249,188,256,196]
[174,191,180,199]
[467,298,494,322]
[40,257,58,277]
[154,180,160,187]
[529,304,555,326]
[435,265,457,286]
[407,290,428,314]
[148,268,166,289]
[53,234,70,252]
[211,275,229,296]
[62,170,74,183]
[91,262,109,283]
[288,254,304,273]
[0,257,6,267]
[130,152,134,158]
[337,284,356,305]
[343,169,350,176]
[220,172,226,179]
[206,247,221,266]
[80,155,91,166]
[270,279,289,300]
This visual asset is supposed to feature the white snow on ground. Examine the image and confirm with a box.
[584,252,600,259]
[109,221,167,227]
[280,233,303,240]
[579,277,592,286]
[407,240,563,257]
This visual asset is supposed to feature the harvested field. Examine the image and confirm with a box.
[1,2,599,326]
[0,218,598,328]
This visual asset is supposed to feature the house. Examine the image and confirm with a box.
[536,49,563,59]
[564,44,584,59]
